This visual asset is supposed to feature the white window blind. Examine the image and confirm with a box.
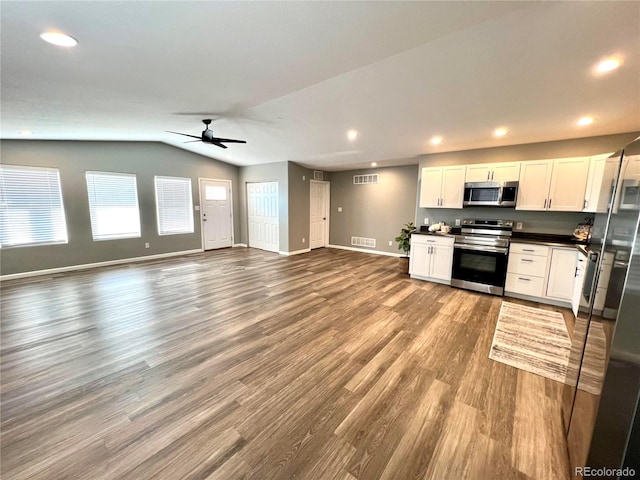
[155,176,194,235]
[86,171,141,240]
[0,165,68,248]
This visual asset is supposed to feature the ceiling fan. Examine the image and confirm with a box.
[167,119,246,149]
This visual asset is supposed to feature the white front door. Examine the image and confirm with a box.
[247,182,279,253]
[310,180,329,249]
[199,179,233,250]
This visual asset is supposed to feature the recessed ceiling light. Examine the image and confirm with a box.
[19,130,33,136]
[40,31,78,47]
[371,162,377,167]
[493,127,508,137]
[431,136,443,145]
[577,116,594,126]
[595,57,622,74]
[347,130,359,141]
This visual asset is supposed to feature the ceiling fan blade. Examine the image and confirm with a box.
[211,137,247,144]
[212,142,228,149]
[166,131,202,140]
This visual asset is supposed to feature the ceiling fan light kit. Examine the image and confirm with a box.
[167,119,247,149]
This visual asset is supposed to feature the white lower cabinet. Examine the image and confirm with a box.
[506,242,581,307]
[546,248,579,301]
[409,234,454,284]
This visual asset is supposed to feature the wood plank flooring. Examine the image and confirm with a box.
[0,248,571,480]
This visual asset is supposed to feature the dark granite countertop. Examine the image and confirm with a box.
[510,232,589,254]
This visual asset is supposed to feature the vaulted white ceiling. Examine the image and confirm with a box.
[1,1,638,170]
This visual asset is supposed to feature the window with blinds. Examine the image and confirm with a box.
[154,176,194,235]
[86,171,141,241]
[0,165,68,248]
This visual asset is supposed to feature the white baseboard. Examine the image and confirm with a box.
[279,248,311,256]
[233,243,248,248]
[327,244,403,257]
[0,249,204,281]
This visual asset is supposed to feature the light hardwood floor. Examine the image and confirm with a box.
[0,248,571,480]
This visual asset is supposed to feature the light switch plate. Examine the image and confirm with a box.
[424,217,429,225]
[516,222,523,230]
[338,207,343,212]
[455,219,461,226]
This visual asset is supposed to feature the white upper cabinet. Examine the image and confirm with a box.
[584,154,616,213]
[419,166,465,209]
[492,162,521,183]
[465,163,493,182]
[517,157,590,212]
[440,166,466,208]
[465,162,520,183]
[516,160,554,211]
[419,167,443,208]
[548,157,590,211]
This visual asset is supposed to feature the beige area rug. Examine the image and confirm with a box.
[489,302,572,383]
[489,302,607,394]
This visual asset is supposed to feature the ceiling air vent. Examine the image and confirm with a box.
[313,170,324,181]
[351,236,376,248]
[353,174,379,185]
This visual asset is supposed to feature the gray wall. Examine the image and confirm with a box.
[238,161,289,251]
[0,140,240,276]
[416,132,640,234]
[288,162,312,252]
[330,165,419,254]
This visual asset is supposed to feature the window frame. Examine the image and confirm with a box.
[154,175,194,236]
[0,164,69,249]
[85,171,142,241]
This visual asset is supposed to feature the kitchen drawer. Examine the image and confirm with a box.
[509,243,550,257]
[505,273,545,297]
[508,252,548,277]
[411,234,454,246]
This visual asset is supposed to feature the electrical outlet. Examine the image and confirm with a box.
[144,242,150,248]
[424,217,429,225]
[516,222,523,230]
[338,207,343,212]
[302,238,305,243]
[388,240,393,246]
[302,175,305,181]
[455,219,461,226]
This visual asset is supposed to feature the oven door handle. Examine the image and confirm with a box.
[454,243,508,254]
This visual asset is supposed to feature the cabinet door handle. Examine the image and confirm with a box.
[574,267,579,277]
[519,277,531,281]
[548,198,552,208]
[521,259,533,262]
[487,171,491,181]
[523,248,535,252]
[584,199,588,209]
[491,171,494,180]
[543,198,547,209]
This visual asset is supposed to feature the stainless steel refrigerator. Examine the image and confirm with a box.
[563,136,640,477]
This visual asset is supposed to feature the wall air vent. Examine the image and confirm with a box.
[313,170,324,181]
[353,174,378,185]
[351,236,376,248]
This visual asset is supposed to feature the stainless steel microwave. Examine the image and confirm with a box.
[619,179,640,211]
[463,181,518,207]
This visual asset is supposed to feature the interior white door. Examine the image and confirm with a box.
[310,181,328,249]
[200,179,232,250]
[247,182,279,253]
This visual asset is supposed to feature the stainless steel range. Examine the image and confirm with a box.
[451,218,513,296]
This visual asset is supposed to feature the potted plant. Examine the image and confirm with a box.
[395,221,416,274]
